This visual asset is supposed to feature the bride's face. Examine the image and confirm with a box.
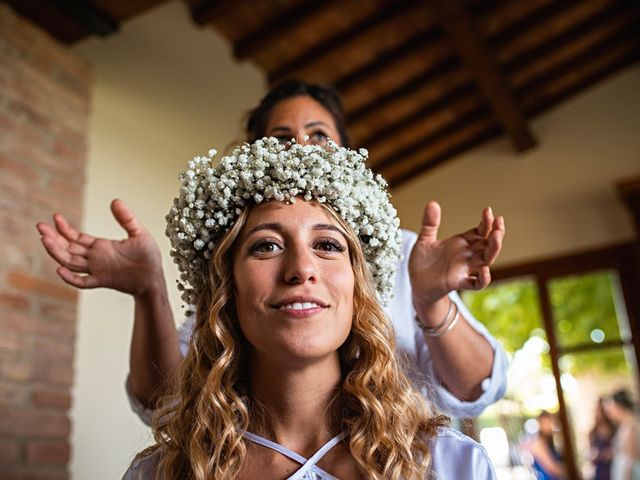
[232,200,354,366]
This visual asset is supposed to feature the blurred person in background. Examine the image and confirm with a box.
[526,411,566,480]
[605,389,640,480]
[589,397,616,480]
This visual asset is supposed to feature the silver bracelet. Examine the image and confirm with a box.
[416,300,460,337]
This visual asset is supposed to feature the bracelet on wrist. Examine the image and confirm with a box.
[416,298,460,337]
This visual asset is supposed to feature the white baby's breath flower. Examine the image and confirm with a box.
[166,138,401,307]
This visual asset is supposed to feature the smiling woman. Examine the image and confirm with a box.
[233,201,354,365]
[122,139,497,479]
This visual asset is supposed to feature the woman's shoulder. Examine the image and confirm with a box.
[122,448,162,480]
[429,427,497,479]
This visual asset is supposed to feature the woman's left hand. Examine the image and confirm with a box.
[409,201,505,312]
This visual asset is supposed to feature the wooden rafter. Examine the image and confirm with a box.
[232,0,342,61]
[268,0,421,83]
[191,0,236,26]
[427,0,536,152]
[47,0,118,36]
[380,21,639,188]
[346,57,463,125]
[334,27,443,92]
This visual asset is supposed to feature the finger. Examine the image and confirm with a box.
[418,201,441,244]
[40,235,72,265]
[484,225,504,265]
[56,266,101,289]
[478,207,494,238]
[476,266,491,289]
[111,199,144,238]
[54,214,94,248]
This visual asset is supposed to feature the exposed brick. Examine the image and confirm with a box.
[2,357,31,382]
[29,337,74,363]
[0,3,89,474]
[0,312,75,341]
[0,408,70,437]
[0,292,30,311]
[31,388,71,410]
[26,440,70,465]
[0,438,21,463]
[37,302,77,324]
[0,381,26,407]
[0,151,43,184]
[1,356,74,387]
[0,331,25,352]
[7,271,77,302]
[0,465,69,480]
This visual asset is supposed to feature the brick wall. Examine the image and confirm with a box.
[0,4,91,479]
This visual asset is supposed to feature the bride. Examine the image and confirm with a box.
[123,139,496,479]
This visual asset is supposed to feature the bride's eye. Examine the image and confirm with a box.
[315,238,345,253]
[250,240,282,254]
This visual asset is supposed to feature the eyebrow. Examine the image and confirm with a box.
[247,222,346,237]
[268,121,330,133]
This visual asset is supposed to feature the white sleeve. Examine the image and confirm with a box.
[430,427,498,479]
[125,311,195,425]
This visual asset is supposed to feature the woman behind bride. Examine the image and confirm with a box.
[123,138,496,479]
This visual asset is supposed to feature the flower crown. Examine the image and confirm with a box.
[166,137,401,306]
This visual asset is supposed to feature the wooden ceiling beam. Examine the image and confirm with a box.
[383,118,501,188]
[505,2,639,85]
[427,0,535,152]
[269,0,422,84]
[48,0,119,37]
[334,27,443,92]
[371,106,489,170]
[191,0,236,26]
[520,28,640,115]
[360,82,476,149]
[378,23,640,189]
[345,56,462,125]
[231,0,342,61]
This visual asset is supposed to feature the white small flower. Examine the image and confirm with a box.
[166,138,401,306]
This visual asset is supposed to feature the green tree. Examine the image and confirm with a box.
[462,270,627,375]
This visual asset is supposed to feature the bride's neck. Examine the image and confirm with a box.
[247,352,343,452]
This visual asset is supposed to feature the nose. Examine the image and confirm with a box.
[295,131,307,146]
[283,244,317,285]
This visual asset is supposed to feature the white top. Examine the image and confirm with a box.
[127,229,508,423]
[122,427,497,479]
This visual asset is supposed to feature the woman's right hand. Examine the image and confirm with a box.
[36,199,164,298]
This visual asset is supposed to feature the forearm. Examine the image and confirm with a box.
[416,296,494,401]
[128,277,182,408]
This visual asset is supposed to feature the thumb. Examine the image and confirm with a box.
[110,199,144,238]
[418,201,441,244]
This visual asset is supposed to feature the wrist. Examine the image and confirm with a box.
[413,294,450,327]
[134,271,168,302]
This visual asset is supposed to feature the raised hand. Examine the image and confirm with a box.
[36,199,164,297]
[409,201,505,310]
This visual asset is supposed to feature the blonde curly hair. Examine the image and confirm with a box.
[140,202,447,479]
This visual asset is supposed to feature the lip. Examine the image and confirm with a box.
[271,296,329,317]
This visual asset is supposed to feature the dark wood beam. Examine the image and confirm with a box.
[501,1,634,75]
[520,27,640,115]
[372,106,489,170]
[427,0,535,152]
[232,0,342,61]
[191,0,236,26]
[360,83,476,149]
[268,0,422,84]
[345,56,462,125]
[49,0,119,37]
[380,24,639,189]
[334,27,444,92]
[384,119,501,187]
